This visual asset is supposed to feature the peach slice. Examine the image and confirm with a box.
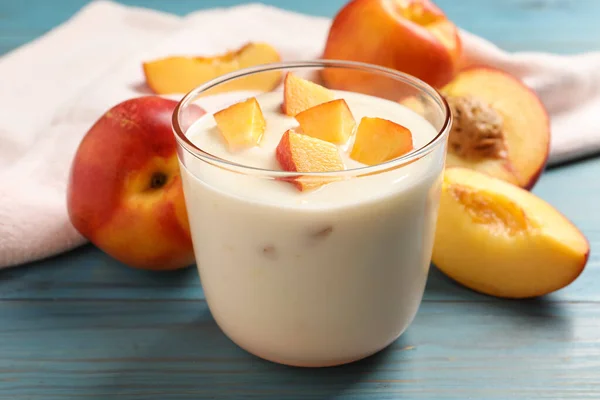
[432,167,589,299]
[294,99,356,144]
[440,67,550,190]
[143,42,282,95]
[321,0,462,96]
[276,129,345,191]
[350,117,413,165]
[214,97,266,150]
[282,72,335,116]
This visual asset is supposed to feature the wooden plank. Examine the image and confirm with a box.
[1,300,599,399]
[2,241,599,302]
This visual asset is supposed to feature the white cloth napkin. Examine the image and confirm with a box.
[1,0,599,269]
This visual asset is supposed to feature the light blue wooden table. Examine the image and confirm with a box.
[1,1,599,399]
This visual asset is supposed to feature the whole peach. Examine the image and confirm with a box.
[322,0,462,93]
[67,96,205,270]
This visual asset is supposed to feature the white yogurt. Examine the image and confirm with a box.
[178,90,446,367]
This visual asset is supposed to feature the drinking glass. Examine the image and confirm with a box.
[172,60,451,367]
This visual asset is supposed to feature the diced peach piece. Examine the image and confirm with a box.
[282,73,335,116]
[275,129,345,191]
[432,167,589,299]
[214,97,266,150]
[294,99,356,145]
[143,42,282,95]
[350,117,413,165]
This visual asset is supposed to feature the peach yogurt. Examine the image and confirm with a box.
[173,63,451,367]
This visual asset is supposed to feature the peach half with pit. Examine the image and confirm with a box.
[440,67,550,190]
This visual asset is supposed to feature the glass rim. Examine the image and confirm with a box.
[172,60,451,179]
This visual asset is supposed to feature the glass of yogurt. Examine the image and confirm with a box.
[172,60,451,367]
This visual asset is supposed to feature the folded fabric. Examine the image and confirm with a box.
[1,0,599,269]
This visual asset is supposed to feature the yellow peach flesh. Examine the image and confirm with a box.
[432,167,589,299]
[214,97,266,150]
[282,73,335,116]
[350,117,413,165]
[143,42,282,95]
[441,67,550,190]
[275,129,345,191]
[294,99,356,144]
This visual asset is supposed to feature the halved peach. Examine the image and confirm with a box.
[350,117,413,165]
[282,72,335,116]
[440,67,550,190]
[214,97,266,150]
[294,99,356,144]
[143,42,282,95]
[275,129,345,191]
[432,167,589,299]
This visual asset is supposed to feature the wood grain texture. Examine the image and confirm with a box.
[1,300,599,399]
[1,0,599,399]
